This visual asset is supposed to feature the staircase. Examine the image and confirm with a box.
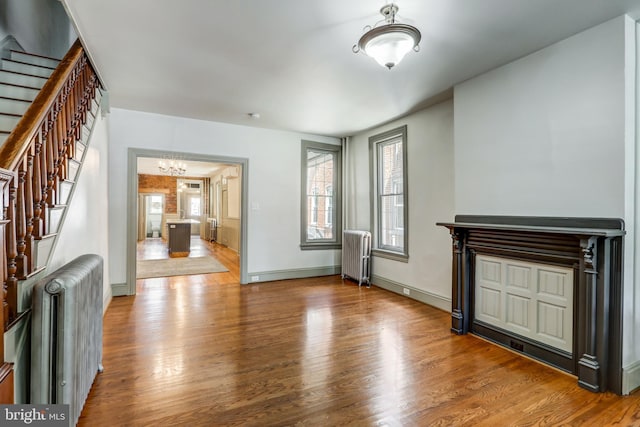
[0,41,102,404]
[0,51,59,145]
[0,41,102,327]
[0,50,101,285]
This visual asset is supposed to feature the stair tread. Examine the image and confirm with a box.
[2,58,56,71]
[0,112,21,118]
[0,68,49,80]
[24,266,46,280]
[10,50,60,62]
[0,95,32,103]
[34,233,57,241]
[0,80,41,91]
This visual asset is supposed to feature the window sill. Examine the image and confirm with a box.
[372,249,409,263]
[300,243,342,251]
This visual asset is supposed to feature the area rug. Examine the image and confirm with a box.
[136,256,228,279]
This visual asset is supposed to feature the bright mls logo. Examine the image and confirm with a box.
[0,405,69,426]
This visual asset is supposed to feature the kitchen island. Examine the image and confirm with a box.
[166,219,200,257]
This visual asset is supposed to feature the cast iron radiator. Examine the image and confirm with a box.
[341,230,372,286]
[31,254,104,425]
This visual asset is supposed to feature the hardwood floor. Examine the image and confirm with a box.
[80,243,640,426]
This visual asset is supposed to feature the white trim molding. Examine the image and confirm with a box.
[623,360,640,395]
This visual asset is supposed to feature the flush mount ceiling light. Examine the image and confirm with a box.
[353,3,421,70]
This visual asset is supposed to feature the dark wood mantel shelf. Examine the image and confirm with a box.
[436,215,624,395]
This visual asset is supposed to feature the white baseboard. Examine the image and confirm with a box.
[623,360,640,395]
[372,274,451,312]
[111,282,130,296]
[103,287,113,315]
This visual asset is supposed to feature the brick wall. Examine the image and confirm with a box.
[138,174,208,215]
[138,174,178,213]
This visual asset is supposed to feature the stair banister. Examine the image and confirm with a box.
[0,39,100,330]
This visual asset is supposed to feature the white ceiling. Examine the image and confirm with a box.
[63,0,640,137]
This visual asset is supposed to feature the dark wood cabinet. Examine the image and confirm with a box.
[167,221,191,257]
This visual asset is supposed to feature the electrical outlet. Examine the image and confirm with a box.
[403,288,410,295]
[251,275,260,282]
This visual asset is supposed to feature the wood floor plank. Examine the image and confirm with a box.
[79,238,640,426]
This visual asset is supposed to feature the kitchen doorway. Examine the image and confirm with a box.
[121,150,249,296]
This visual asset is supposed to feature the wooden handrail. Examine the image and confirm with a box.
[0,39,85,171]
[0,38,100,329]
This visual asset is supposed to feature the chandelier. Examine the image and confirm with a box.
[353,3,421,70]
[158,159,186,176]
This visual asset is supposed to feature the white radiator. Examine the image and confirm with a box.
[341,230,371,287]
[31,254,104,426]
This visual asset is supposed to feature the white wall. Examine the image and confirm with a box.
[0,0,74,58]
[455,17,625,217]
[346,100,455,305]
[50,107,112,309]
[108,108,341,286]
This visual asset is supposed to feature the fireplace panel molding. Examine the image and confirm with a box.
[437,215,624,394]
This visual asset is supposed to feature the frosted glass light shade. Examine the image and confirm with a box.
[364,31,415,69]
[355,22,421,70]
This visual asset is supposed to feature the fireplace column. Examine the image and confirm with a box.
[449,229,468,335]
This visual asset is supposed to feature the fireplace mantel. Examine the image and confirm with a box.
[436,215,624,394]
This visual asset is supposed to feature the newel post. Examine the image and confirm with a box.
[0,168,17,329]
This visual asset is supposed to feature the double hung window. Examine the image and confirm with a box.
[301,141,342,249]
[370,126,408,261]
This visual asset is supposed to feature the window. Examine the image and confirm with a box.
[149,195,163,214]
[301,141,342,250]
[190,197,201,216]
[370,125,408,261]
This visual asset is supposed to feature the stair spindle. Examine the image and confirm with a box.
[14,158,28,280]
[31,130,43,239]
[23,147,34,274]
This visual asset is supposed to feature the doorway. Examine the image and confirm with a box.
[177,179,203,235]
[124,149,249,296]
[137,193,164,240]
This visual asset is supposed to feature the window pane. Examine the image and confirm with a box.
[190,197,200,216]
[379,194,403,249]
[378,139,403,250]
[306,150,335,241]
[325,185,333,226]
[149,195,163,214]
[301,140,341,249]
[379,140,403,196]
